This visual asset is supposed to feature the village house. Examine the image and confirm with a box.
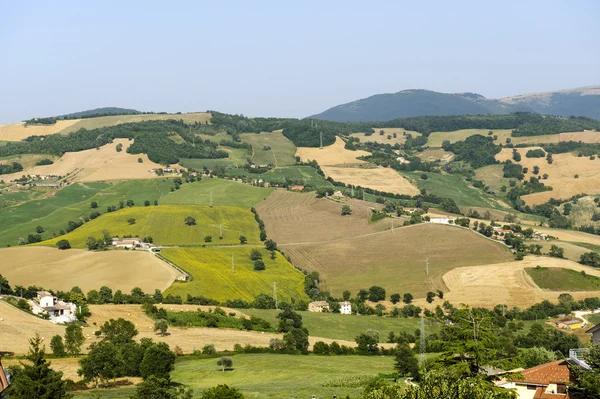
[29,291,77,324]
[290,185,304,191]
[496,359,571,399]
[428,217,455,225]
[396,156,410,164]
[587,322,600,343]
[308,301,330,313]
[533,231,549,241]
[339,301,352,315]
[112,237,142,249]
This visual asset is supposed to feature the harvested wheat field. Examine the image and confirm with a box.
[416,148,454,162]
[443,256,600,307]
[0,300,66,355]
[1,139,166,183]
[560,130,600,143]
[84,305,360,354]
[320,165,420,196]
[256,190,389,244]
[0,120,81,141]
[296,137,369,166]
[350,128,421,145]
[496,146,600,205]
[427,129,513,147]
[280,223,513,298]
[0,247,180,293]
[522,225,600,247]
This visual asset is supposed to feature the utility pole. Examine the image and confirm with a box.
[273,282,278,310]
[426,257,429,275]
[419,316,426,365]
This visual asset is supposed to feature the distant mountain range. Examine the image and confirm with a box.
[310,86,600,122]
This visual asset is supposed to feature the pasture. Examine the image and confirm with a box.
[161,178,273,208]
[280,223,514,298]
[0,247,179,293]
[0,187,51,208]
[256,190,392,244]
[496,146,600,205]
[415,148,454,162]
[0,153,60,169]
[162,247,307,302]
[73,354,395,399]
[243,308,439,342]
[443,255,600,307]
[529,241,590,262]
[322,165,420,196]
[525,267,600,291]
[350,127,421,145]
[426,129,513,147]
[226,165,332,187]
[178,147,248,170]
[475,164,514,193]
[296,136,369,166]
[38,205,261,247]
[240,130,297,166]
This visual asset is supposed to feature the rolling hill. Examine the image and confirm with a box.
[311,86,600,122]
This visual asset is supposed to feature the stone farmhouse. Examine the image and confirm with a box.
[308,301,330,313]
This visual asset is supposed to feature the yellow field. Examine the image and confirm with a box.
[0,120,80,141]
[39,205,260,248]
[496,146,600,205]
[415,148,454,162]
[320,165,420,195]
[296,137,369,166]
[1,139,166,183]
[426,129,513,147]
[350,128,421,145]
[0,247,180,293]
[443,256,600,307]
[560,130,600,143]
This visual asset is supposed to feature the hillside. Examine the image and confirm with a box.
[311,86,600,122]
[56,107,141,118]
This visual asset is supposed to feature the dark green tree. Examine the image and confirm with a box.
[139,342,177,380]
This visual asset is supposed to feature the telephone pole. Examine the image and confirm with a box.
[219,224,222,238]
[426,257,429,275]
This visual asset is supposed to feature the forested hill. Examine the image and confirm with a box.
[59,107,141,118]
[311,86,600,122]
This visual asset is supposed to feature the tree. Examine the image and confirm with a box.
[144,200,151,206]
[132,376,193,399]
[35,225,44,234]
[355,332,379,354]
[403,293,413,304]
[154,319,169,336]
[250,249,262,261]
[116,143,123,152]
[140,342,177,380]
[50,335,66,357]
[86,236,98,251]
[138,158,144,164]
[98,318,138,345]
[277,307,304,332]
[239,235,247,244]
[283,328,309,353]
[421,173,428,180]
[91,201,98,209]
[395,342,419,379]
[341,204,352,215]
[342,290,351,301]
[390,293,401,304]
[78,341,120,387]
[522,347,556,368]
[99,286,113,303]
[64,324,85,355]
[264,239,277,251]
[128,218,136,225]
[6,334,72,399]
[56,239,71,250]
[426,291,436,303]
[368,285,386,302]
[253,260,265,271]
[204,235,212,243]
[549,244,564,258]
[0,273,12,295]
[184,216,196,226]
[200,384,244,399]
[217,356,233,372]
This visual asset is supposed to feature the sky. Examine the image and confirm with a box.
[0,0,599,123]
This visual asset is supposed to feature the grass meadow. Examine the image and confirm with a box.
[227,165,332,187]
[525,267,600,291]
[162,247,307,302]
[239,131,297,167]
[38,205,260,247]
[73,354,396,399]
[179,147,249,170]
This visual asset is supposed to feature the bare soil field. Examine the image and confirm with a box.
[320,165,420,196]
[2,139,166,183]
[415,148,454,162]
[0,120,80,141]
[296,137,369,166]
[256,190,390,245]
[496,146,600,205]
[350,128,421,145]
[443,256,600,307]
[279,223,513,298]
[0,300,66,355]
[560,130,600,143]
[0,247,179,293]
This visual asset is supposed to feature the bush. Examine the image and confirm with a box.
[526,149,546,158]
[56,239,71,250]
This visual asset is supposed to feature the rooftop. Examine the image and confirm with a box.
[520,360,570,385]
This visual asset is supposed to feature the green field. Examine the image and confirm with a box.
[588,313,600,325]
[403,171,500,209]
[162,247,307,302]
[227,166,332,187]
[0,188,50,208]
[243,309,439,342]
[569,242,600,253]
[526,267,600,291]
[179,147,249,170]
[38,205,260,248]
[476,164,514,193]
[160,178,273,208]
[73,354,396,399]
[240,131,297,167]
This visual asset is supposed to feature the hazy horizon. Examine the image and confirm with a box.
[1,0,599,123]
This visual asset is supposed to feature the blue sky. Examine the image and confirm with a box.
[0,0,598,122]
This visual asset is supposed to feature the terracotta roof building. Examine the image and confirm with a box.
[497,360,571,399]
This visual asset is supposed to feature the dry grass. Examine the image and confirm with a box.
[296,137,369,166]
[443,256,600,307]
[57,113,211,134]
[320,165,420,196]
[0,120,80,141]
[279,224,513,298]
[560,130,600,143]
[256,190,390,245]
[426,129,513,147]
[350,128,421,145]
[415,148,454,162]
[2,357,83,381]
[2,139,167,183]
[0,154,60,169]
[496,146,600,205]
[0,247,179,293]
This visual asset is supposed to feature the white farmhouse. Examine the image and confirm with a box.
[429,217,455,225]
[112,237,142,249]
[339,301,352,315]
[30,291,77,324]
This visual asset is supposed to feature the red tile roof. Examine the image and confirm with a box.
[521,360,570,385]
